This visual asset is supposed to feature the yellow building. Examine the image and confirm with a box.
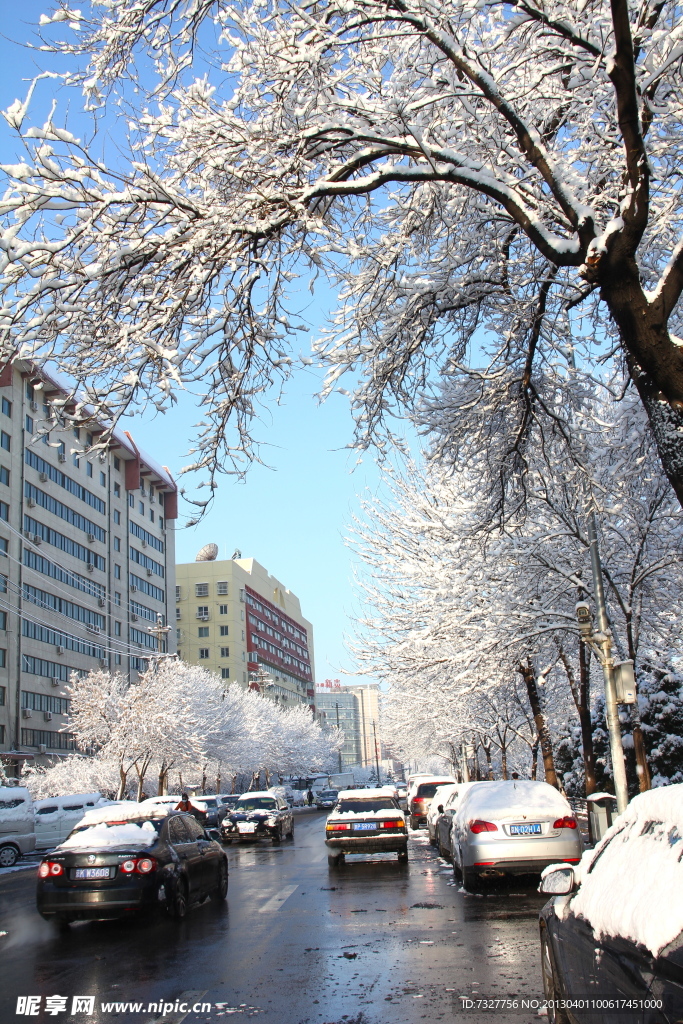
[175,552,315,708]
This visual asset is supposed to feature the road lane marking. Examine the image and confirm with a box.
[258,884,299,913]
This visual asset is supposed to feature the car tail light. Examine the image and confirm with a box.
[120,857,157,874]
[380,820,405,828]
[553,816,577,830]
[469,820,498,834]
[326,823,351,831]
[38,861,63,878]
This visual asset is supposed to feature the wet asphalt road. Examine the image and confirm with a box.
[0,810,550,1024]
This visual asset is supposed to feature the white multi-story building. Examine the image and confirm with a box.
[0,360,177,774]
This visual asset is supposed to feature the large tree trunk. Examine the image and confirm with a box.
[578,640,597,796]
[117,764,128,801]
[518,660,559,789]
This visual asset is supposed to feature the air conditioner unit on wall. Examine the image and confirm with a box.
[39,472,48,482]
[98,598,106,607]
[38,744,46,754]
[33,535,41,545]
[87,563,94,573]
[99,658,107,668]
[87,533,95,543]
[146,568,153,576]
[30,401,39,412]
[55,645,64,655]
[58,453,67,463]
[22,708,32,719]
[130,585,138,593]
[44,711,52,722]
[51,678,60,687]
[27,498,35,508]
[141,539,147,548]
[130,613,138,622]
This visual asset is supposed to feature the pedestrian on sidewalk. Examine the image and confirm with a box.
[307,788,314,806]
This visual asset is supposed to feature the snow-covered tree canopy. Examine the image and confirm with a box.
[2,0,683,503]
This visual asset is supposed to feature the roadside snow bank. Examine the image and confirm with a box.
[571,784,683,956]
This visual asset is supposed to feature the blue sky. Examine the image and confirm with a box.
[0,3,416,685]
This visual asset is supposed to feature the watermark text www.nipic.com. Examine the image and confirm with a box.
[16,996,213,1016]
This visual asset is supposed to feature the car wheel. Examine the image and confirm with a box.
[462,865,479,892]
[397,848,409,862]
[288,822,295,840]
[410,815,418,830]
[54,915,73,930]
[169,878,188,920]
[211,861,228,902]
[0,844,19,868]
[429,829,436,846]
[271,828,281,845]
[328,853,345,868]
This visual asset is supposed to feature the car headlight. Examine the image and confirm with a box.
[266,818,278,826]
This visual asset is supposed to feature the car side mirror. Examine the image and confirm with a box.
[437,804,444,813]
[206,828,222,843]
[539,866,578,896]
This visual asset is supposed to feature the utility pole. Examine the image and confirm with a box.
[461,740,470,783]
[335,702,343,774]
[576,514,629,814]
[147,613,171,662]
[372,721,381,785]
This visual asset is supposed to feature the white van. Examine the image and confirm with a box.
[34,792,104,850]
[0,786,36,867]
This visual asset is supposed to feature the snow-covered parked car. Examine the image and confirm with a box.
[0,786,36,867]
[427,783,458,845]
[451,780,582,889]
[408,776,456,829]
[325,788,408,866]
[539,784,683,1024]
[34,792,106,850]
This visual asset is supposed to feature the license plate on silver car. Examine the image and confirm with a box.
[509,823,542,835]
[355,822,376,830]
[74,867,111,879]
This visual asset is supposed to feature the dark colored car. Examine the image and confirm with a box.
[325,789,408,865]
[192,797,222,827]
[36,810,228,926]
[315,789,339,810]
[218,794,241,812]
[220,792,294,844]
[538,785,683,1024]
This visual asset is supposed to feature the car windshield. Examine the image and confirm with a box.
[318,791,337,798]
[221,796,239,804]
[336,798,397,813]
[198,798,216,807]
[237,798,277,811]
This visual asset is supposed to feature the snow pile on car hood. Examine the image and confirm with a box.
[59,819,158,850]
[458,780,570,821]
[570,784,683,957]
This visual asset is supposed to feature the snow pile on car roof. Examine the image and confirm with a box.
[458,780,571,819]
[78,802,151,825]
[0,787,32,819]
[60,819,158,850]
[336,787,396,799]
[571,784,683,956]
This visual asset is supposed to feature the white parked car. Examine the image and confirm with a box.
[427,784,459,844]
[0,786,36,867]
[34,792,105,850]
[451,780,582,889]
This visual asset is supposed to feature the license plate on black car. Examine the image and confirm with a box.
[74,867,111,879]
[509,823,542,835]
[355,822,376,831]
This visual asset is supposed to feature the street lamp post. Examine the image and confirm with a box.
[372,721,381,786]
[335,701,343,774]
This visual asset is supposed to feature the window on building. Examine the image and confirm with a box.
[139,501,144,515]
[115,654,121,665]
[73,427,80,440]
[176,629,181,640]
[129,493,134,508]
[114,621,122,636]
[220,625,229,637]
[197,606,208,618]
[73,453,80,468]
[114,456,120,471]
[241,651,245,661]
[100,471,106,486]
[114,509,120,524]
[195,583,209,597]
[175,586,181,600]
[115,592,121,606]
[114,564,121,579]
[41,431,50,446]
[0,611,6,630]
[198,627,209,638]
[0,649,6,668]
[175,608,181,621]
[1,398,11,417]
[0,431,10,453]
[217,581,228,595]
[159,517,164,529]
[86,462,93,478]
[150,510,154,523]
[199,648,210,660]
[114,537,121,551]
[241,630,245,641]
[114,482,121,498]
[219,604,228,615]
[0,686,5,705]
[86,432,93,447]
[0,540,6,558]
[0,501,8,522]
[0,467,8,486]
[25,415,33,434]
[220,647,229,658]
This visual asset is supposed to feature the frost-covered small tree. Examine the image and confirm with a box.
[2,0,683,506]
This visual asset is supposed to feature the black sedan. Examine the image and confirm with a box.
[220,792,294,844]
[538,784,683,1024]
[37,810,228,926]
